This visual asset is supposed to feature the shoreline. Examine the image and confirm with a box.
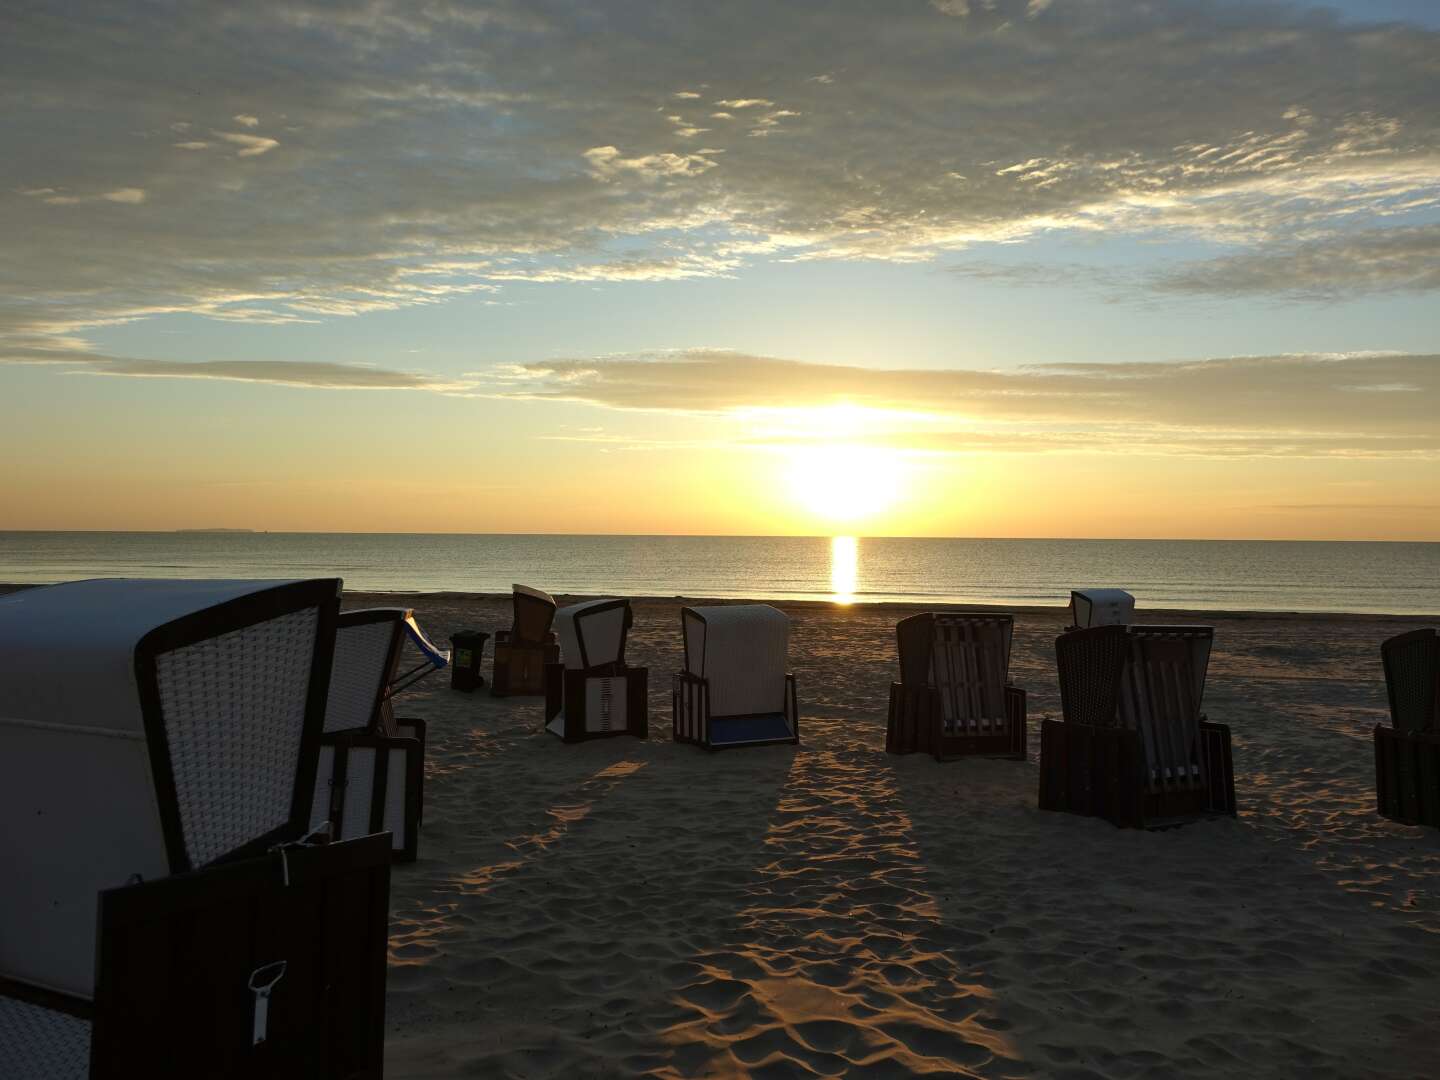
[3,582,1435,622]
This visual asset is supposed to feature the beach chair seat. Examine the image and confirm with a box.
[1039,624,1235,828]
[491,584,560,696]
[0,833,390,1079]
[673,604,798,749]
[0,578,340,1006]
[886,612,1026,760]
[544,598,648,743]
[1374,627,1440,827]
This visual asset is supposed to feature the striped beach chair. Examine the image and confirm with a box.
[544,598,648,743]
[886,613,1027,760]
[1375,628,1440,827]
[314,608,446,861]
[673,604,798,749]
[1040,624,1235,828]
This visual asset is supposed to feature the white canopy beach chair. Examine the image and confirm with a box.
[544,598,647,743]
[886,612,1027,760]
[323,607,447,736]
[673,604,798,749]
[1068,588,1136,630]
[491,584,559,696]
[0,578,349,1072]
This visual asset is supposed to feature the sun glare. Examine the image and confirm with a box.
[784,443,905,523]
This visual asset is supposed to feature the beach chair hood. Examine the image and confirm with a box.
[682,604,789,717]
[1069,588,1135,629]
[510,583,557,644]
[556,598,631,671]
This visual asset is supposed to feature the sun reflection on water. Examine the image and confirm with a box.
[831,535,858,603]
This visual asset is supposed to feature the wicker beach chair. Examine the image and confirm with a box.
[0,578,389,1076]
[1375,628,1440,827]
[544,598,648,743]
[1039,624,1235,828]
[491,584,560,696]
[886,613,1026,760]
[316,608,446,860]
[673,604,798,749]
[1068,588,1135,631]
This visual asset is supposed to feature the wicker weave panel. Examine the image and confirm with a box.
[155,607,318,867]
[325,619,396,732]
[1382,629,1439,735]
[0,998,91,1080]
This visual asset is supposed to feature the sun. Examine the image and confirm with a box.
[783,443,905,523]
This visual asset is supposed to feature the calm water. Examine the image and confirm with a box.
[0,532,1436,614]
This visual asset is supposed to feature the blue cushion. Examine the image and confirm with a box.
[709,713,793,746]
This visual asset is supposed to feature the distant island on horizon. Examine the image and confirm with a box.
[174,528,259,534]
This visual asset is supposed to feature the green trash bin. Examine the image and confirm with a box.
[449,630,489,692]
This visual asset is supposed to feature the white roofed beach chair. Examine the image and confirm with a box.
[492,584,560,697]
[673,604,798,749]
[316,608,445,861]
[545,598,648,743]
[1068,588,1136,630]
[0,578,396,1076]
[1040,623,1235,828]
[886,612,1026,760]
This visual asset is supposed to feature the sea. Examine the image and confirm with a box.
[1,532,1436,615]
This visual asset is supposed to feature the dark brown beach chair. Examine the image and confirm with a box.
[1375,628,1440,827]
[886,613,1026,760]
[0,834,390,1079]
[1039,624,1235,828]
[491,584,560,696]
[544,598,648,743]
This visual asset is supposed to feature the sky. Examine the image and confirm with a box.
[2,0,1437,539]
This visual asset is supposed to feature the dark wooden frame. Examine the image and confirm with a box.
[1375,628,1440,827]
[543,664,649,742]
[884,612,1027,761]
[490,636,560,696]
[132,579,341,874]
[0,835,389,1080]
[672,670,799,750]
[1038,624,1236,829]
[317,732,423,862]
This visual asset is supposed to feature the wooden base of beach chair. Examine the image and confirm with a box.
[1038,718,1234,829]
[886,683,1026,760]
[1374,725,1440,827]
[315,732,423,862]
[491,633,560,697]
[543,665,649,743]
[673,671,799,749]
[0,834,389,1080]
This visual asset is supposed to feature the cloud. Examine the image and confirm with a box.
[490,349,1440,458]
[2,0,1439,357]
[213,131,279,157]
[1151,223,1440,299]
[25,187,146,206]
[85,358,468,390]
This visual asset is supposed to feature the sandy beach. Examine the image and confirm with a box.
[322,591,1437,1079]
